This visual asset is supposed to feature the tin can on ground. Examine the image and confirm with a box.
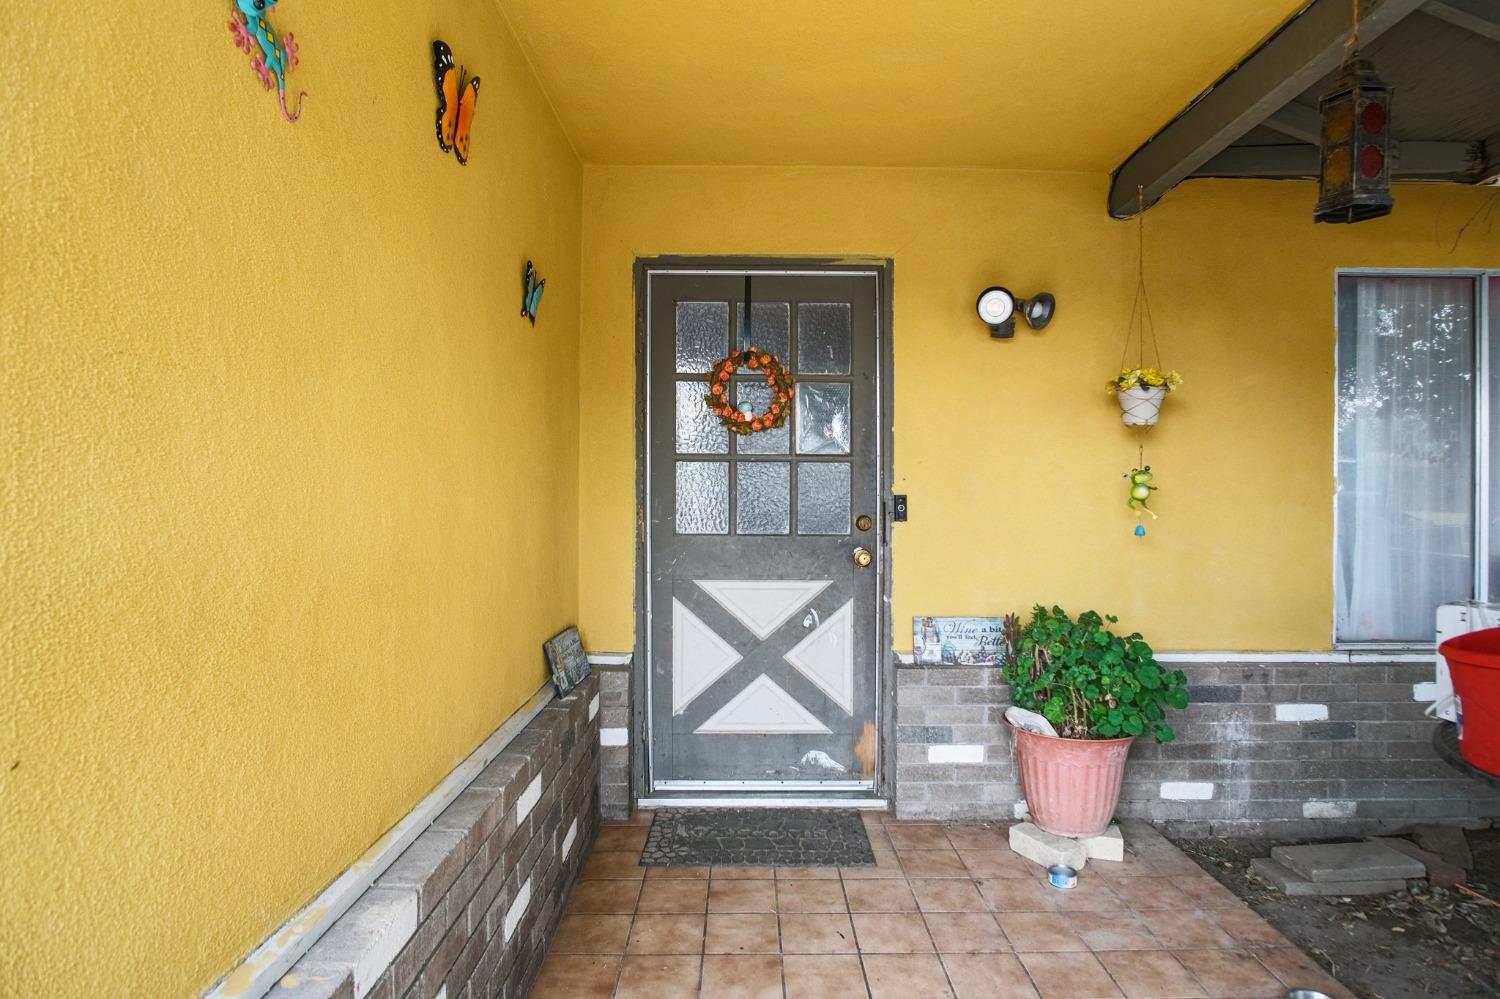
[1046,864,1077,889]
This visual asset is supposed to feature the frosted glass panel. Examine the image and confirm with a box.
[734,382,790,455]
[736,462,790,535]
[676,461,729,534]
[735,302,791,363]
[1335,275,1475,642]
[796,383,851,455]
[797,463,851,535]
[798,303,852,374]
[675,381,728,454]
[676,302,729,373]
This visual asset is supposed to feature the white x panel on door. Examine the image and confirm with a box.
[783,599,855,714]
[694,675,832,735]
[695,579,832,639]
[672,598,743,715]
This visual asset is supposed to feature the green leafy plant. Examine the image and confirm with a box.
[1003,605,1189,743]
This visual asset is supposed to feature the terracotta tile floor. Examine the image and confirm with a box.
[533,813,1354,999]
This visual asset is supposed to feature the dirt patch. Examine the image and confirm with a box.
[1169,828,1500,999]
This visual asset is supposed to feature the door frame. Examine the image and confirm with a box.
[632,256,896,803]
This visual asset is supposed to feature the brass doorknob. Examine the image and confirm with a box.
[853,547,873,568]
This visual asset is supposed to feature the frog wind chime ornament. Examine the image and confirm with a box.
[228,0,306,122]
[1109,188,1181,539]
[1125,466,1158,536]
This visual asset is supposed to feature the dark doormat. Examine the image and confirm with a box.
[640,808,876,867]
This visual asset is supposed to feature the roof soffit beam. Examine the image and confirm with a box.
[1422,0,1500,42]
[1262,103,1323,144]
[1194,140,1486,179]
[1108,0,1427,218]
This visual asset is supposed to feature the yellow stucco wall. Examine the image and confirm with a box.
[1,1,580,994]
[578,167,1500,654]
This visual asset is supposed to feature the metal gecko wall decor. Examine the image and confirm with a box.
[228,0,306,122]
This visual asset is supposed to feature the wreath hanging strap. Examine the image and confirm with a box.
[704,349,797,435]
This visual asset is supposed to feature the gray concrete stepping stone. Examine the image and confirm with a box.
[1250,857,1408,897]
[1371,837,1465,888]
[1270,841,1425,883]
[1412,824,1473,869]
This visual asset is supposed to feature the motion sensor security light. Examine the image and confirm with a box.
[978,286,1055,338]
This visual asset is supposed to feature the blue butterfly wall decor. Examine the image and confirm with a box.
[521,261,545,325]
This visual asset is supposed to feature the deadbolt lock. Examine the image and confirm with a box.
[853,546,873,568]
[855,514,874,532]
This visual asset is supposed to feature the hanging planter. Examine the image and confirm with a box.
[1107,368,1180,427]
[1118,386,1164,426]
[1108,188,1181,538]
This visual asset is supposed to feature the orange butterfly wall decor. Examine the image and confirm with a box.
[432,40,479,165]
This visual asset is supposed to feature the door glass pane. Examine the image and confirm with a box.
[676,301,729,373]
[798,303,852,374]
[735,302,791,365]
[736,462,790,535]
[675,381,728,454]
[797,462,851,535]
[1491,277,1500,599]
[676,461,729,534]
[1335,275,1475,642]
[734,382,789,455]
[796,383,851,455]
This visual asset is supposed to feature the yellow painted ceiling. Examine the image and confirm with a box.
[499,0,1311,169]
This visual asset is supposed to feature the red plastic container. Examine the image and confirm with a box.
[1438,626,1500,777]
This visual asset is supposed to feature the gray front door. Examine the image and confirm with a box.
[644,267,884,791]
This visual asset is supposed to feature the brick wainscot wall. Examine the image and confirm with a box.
[895,659,1500,834]
[266,672,602,999]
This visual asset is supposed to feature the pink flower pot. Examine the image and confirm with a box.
[1010,723,1134,838]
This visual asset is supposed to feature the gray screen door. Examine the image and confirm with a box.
[644,267,884,791]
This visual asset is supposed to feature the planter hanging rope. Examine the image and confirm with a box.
[1109,187,1180,538]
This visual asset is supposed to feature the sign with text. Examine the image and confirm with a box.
[912,616,1011,666]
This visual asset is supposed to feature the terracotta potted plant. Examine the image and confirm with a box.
[1107,367,1182,426]
[1002,605,1190,838]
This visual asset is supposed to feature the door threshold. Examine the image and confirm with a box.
[638,796,890,809]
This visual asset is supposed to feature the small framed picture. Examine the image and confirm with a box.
[912,616,1011,666]
[543,627,591,696]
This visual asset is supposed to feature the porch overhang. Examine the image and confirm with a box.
[1109,0,1500,217]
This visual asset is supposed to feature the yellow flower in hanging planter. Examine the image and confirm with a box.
[1107,367,1183,394]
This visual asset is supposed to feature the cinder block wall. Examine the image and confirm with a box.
[268,673,600,999]
[596,666,633,820]
[896,661,1500,834]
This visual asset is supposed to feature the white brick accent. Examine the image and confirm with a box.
[1302,800,1358,819]
[561,818,578,858]
[516,776,541,823]
[589,694,600,720]
[927,744,984,764]
[502,878,531,942]
[600,727,628,747]
[348,890,419,999]
[1412,681,1439,702]
[1275,703,1329,722]
[1160,781,1215,801]
[1012,801,1031,819]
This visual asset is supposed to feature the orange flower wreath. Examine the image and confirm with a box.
[703,348,797,435]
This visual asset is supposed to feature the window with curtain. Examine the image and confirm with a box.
[1334,273,1495,644]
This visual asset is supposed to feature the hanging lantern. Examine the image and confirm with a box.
[1314,57,1394,224]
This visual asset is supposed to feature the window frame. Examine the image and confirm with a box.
[1332,268,1498,650]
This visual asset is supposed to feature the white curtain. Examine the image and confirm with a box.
[1335,275,1476,643]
